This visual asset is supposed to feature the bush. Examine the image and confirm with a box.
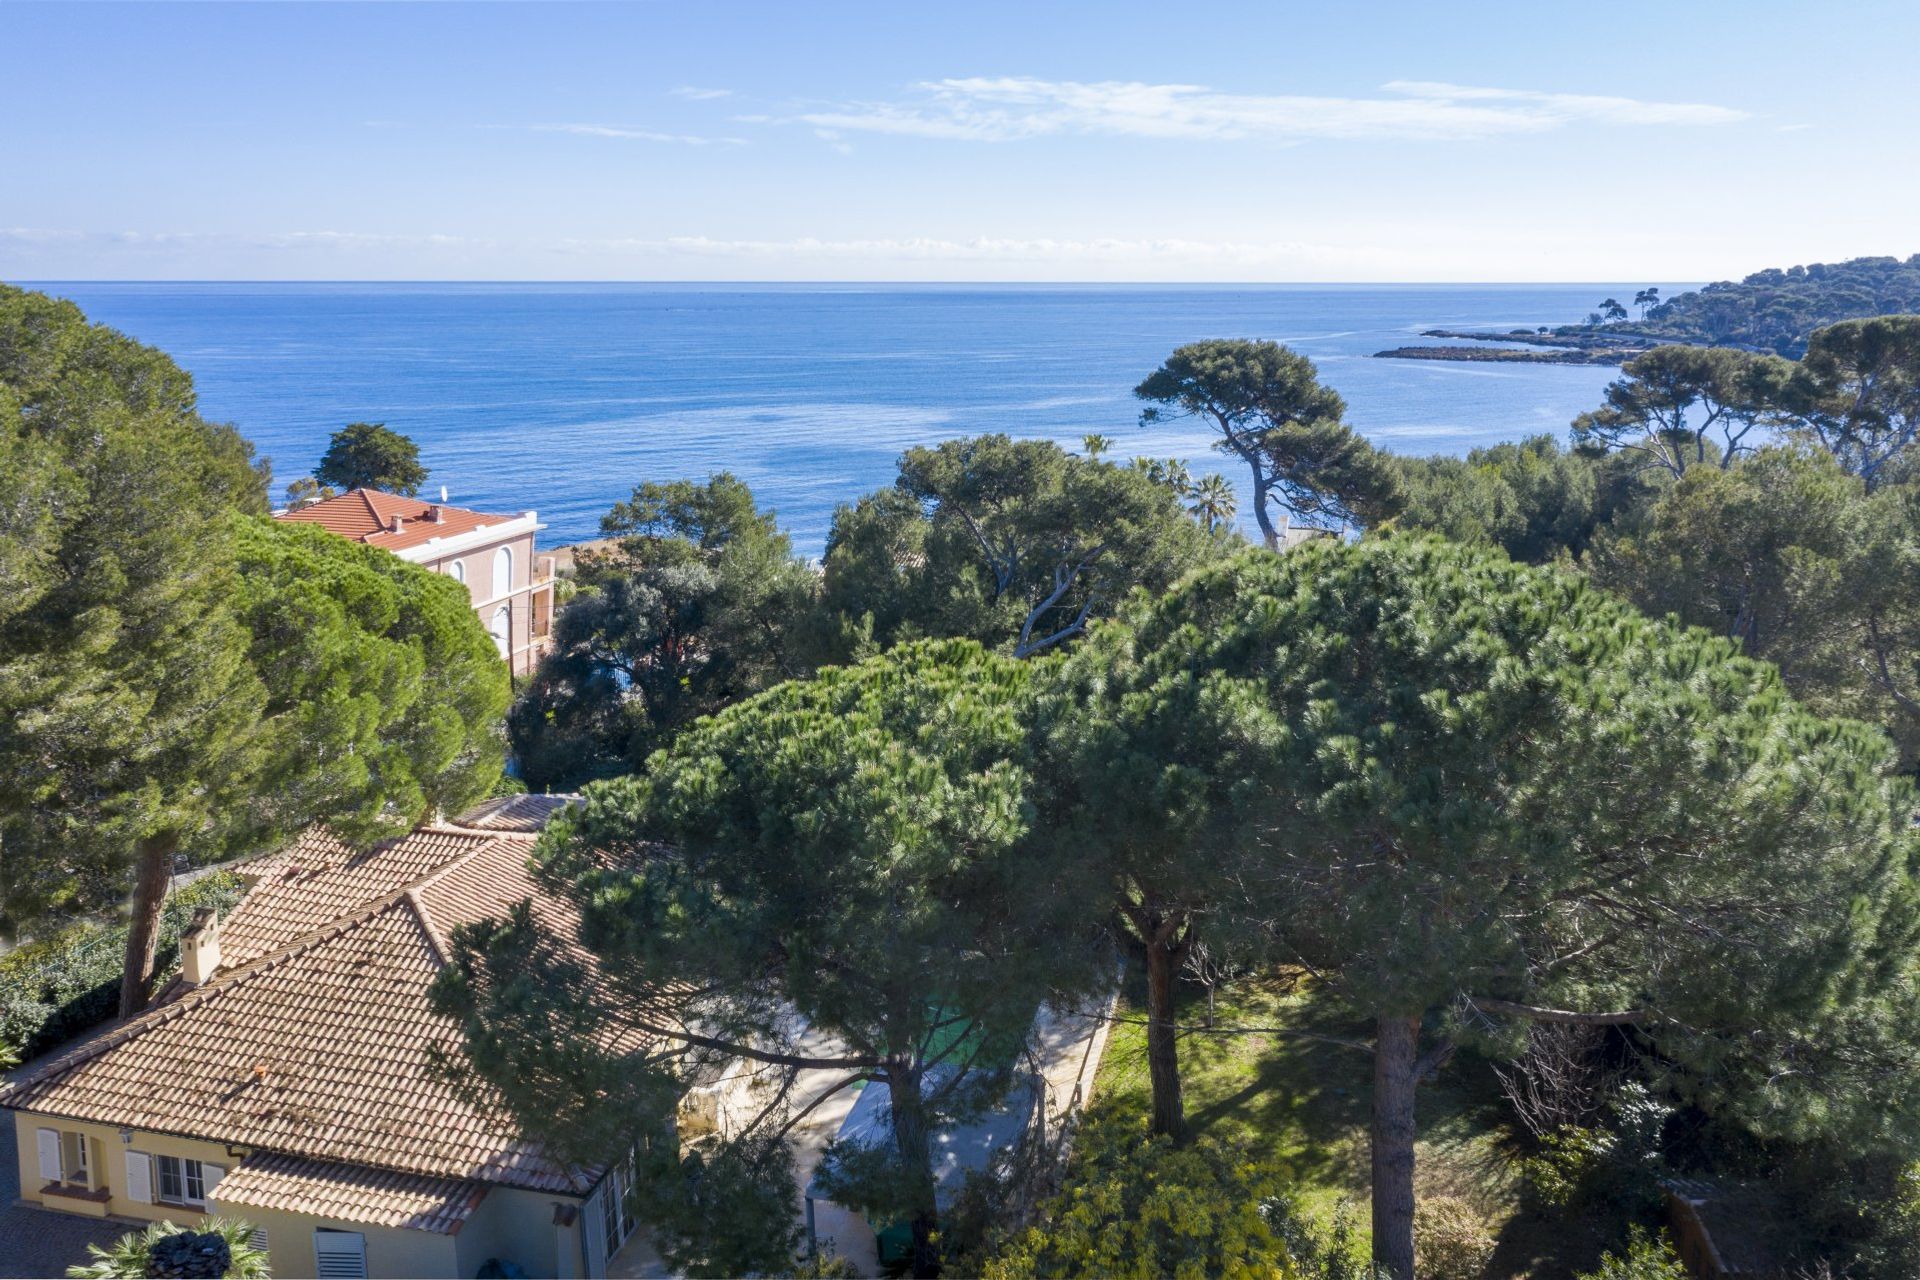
[1520,1082,1670,1216]
[0,873,243,1060]
[1575,1227,1689,1280]
[980,1113,1361,1279]
[68,1218,269,1278]
[1415,1196,1496,1280]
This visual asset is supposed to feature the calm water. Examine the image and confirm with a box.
[26,282,1663,552]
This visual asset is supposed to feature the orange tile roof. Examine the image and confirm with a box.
[221,826,503,968]
[451,793,579,834]
[275,488,524,553]
[212,1153,487,1235]
[2,805,625,1197]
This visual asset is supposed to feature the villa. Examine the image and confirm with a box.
[1,795,651,1279]
[277,489,557,675]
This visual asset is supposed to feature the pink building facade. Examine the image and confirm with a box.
[276,488,555,676]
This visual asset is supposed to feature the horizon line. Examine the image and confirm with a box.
[8,278,1700,288]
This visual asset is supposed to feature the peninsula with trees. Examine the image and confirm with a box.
[1378,252,1920,364]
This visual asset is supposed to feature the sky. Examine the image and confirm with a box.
[4,1,1917,283]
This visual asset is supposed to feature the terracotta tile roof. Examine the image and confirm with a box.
[451,793,580,834]
[221,826,502,968]
[212,1153,487,1235]
[276,488,524,553]
[1,810,624,1197]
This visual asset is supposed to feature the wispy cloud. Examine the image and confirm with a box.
[551,234,1378,268]
[793,77,1750,143]
[670,85,733,101]
[526,123,747,146]
[0,226,1370,269]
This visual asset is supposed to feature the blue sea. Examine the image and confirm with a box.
[26,282,1673,553]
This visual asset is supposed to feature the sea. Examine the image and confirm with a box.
[25,282,1678,554]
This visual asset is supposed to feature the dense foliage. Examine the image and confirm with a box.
[508,473,814,790]
[1059,538,1920,1276]
[980,1115,1354,1280]
[0,873,242,1060]
[1392,434,1646,563]
[815,434,1219,662]
[0,287,504,1018]
[445,639,1103,1277]
[1575,254,1920,356]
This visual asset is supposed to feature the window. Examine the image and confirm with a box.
[64,1131,89,1186]
[494,545,514,594]
[490,605,511,659]
[155,1154,210,1206]
[449,558,466,585]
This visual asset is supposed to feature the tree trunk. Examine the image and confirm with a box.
[888,1067,941,1279]
[1251,472,1280,550]
[1371,1013,1422,1280]
[1144,931,1189,1141]
[118,831,178,1017]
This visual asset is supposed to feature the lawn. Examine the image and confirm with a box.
[1087,967,1623,1278]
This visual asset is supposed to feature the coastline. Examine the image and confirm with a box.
[1374,327,1660,367]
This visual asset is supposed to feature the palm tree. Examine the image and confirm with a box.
[1081,433,1113,459]
[1188,473,1238,534]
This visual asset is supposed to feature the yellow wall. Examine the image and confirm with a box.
[11,1111,586,1279]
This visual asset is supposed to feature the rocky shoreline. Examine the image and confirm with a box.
[1375,327,1660,367]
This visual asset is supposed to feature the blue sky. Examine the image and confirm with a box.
[5,1,1916,282]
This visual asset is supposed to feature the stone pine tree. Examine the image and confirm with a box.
[312,421,428,495]
[226,516,509,850]
[1134,339,1402,547]
[1067,540,1920,1280]
[438,640,1103,1279]
[0,287,507,1014]
[1571,344,1796,478]
[1790,315,1920,490]
[814,434,1217,665]
[0,286,269,1006]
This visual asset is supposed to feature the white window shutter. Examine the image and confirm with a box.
[36,1128,61,1182]
[201,1162,226,1203]
[313,1230,367,1279]
[248,1226,269,1253]
[582,1185,609,1279]
[125,1151,153,1203]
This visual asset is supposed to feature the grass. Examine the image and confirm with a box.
[1087,966,1621,1278]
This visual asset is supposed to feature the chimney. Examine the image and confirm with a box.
[427,505,444,523]
[180,907,222,986]
[389,513,406,534]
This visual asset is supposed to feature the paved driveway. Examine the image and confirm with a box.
[0,1116,123,1278]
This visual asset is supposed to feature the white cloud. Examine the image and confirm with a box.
[551,234,1378,268]
[670,85,733,100]
[794,76,1750,143]
[527,123,747,145]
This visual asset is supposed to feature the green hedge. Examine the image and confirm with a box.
[0,873,244,1061]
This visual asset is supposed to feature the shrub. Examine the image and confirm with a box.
[1415,1195,1496,1280]
[0,873,243,1060]
[1575,1227,1689,1280]
[979,1113,1355,1279]
[68,1218,269,1278]
[1520,1083,1671,1216]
